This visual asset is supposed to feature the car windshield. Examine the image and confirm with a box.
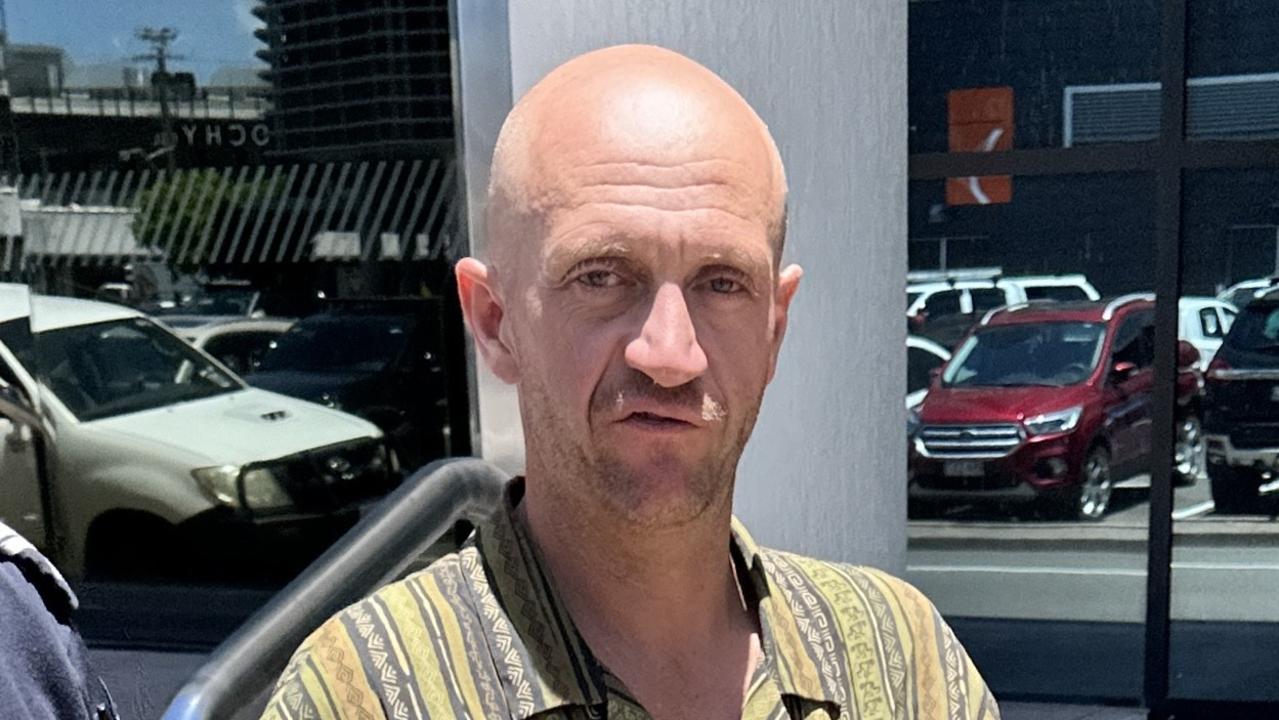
[256,312,416,374]
[1224,304,1279,351]
[35,318,240,421]
[943,322,1106,388]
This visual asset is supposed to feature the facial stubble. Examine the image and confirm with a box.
[520,368,766,529]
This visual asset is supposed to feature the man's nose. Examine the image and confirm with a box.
[624,283,709,388]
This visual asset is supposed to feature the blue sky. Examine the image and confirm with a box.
[7,0,264,82]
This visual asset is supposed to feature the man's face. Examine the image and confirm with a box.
[459,65,801,528]
[497,130,799,527]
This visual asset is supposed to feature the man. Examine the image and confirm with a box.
[262,45,999,720]
[0,521,118,719]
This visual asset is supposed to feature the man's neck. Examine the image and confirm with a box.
[519,477,761,718]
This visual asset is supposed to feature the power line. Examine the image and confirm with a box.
[132,27,184,172]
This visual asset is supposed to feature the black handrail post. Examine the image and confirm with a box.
[160,457,507,720]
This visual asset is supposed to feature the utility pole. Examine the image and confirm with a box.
[0,0,20,179]
[134,27,182,172]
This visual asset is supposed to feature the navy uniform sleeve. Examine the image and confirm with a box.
[0,549,116,719]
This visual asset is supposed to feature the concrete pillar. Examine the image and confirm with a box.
[453,0,907,572]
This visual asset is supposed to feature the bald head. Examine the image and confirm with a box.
[486,45,788,271]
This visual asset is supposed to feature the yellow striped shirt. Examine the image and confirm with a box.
[262,482,999,720]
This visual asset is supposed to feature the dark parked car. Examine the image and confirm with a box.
[247,299,450,475]
[1204,290,1279,513]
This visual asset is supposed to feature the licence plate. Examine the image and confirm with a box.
[943,460,986,478]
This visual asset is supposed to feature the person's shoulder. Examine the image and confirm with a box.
[262,545,482,720]
[757,547,945,637]
[759,549,1001,719]
[317,541,480,643]
[0,523,77,624]
[761,547,930,600]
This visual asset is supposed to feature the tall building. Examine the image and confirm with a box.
[252,0,455,161]
[5,43,64,96]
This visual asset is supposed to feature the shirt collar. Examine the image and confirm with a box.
[472,480,608,719]
[471,480,841,718]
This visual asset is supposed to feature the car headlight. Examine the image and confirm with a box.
[1024,405,1083,437]
[192,464,293,511]
[242,467,293,511]
[192,465,240,506]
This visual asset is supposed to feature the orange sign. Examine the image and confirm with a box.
[946,87,1013,206]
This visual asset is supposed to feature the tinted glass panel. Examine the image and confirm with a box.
[6,1,467,680]
[1171,169,1279,702]
[908,345,946,396]
[1187,0,1279,141]
[905,173,1155,701]
[909,0,1159,153]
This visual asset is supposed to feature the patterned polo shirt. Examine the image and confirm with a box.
[261,481,999,720]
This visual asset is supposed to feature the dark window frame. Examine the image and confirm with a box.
[908,3,1279,716]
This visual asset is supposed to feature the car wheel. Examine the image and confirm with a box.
[1074,446,1113,521]
[1173,412,1207,487]
[1209,464,1263,515]
[85,513,182,582]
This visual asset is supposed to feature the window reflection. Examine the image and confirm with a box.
[909,0,1159,152]
[0,0,463,608]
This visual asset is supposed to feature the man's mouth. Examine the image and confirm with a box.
[622,411,697,430]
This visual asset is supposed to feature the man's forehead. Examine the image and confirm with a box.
[487,45,787,271]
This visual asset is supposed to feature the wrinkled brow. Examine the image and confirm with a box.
[541,233,772,282]
[541,236,636,281]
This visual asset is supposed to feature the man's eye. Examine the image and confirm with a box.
[578,270,623,288]
[708,277,743,294]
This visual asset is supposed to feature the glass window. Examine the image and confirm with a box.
[7,0,466,662]
[944,321,1105,388]
[1111,312,1156,370]
[1187,0,1279,142]
[906,173,1155,701]
[1199,308,1222,338]
[909,0,1160,152]
[1222,306,1238,332]
[1024,284,1092,302]
[907,344,946,396]
[1171,169,1279,702]
[201,330,284,375]
[36,318,239,421]
[923,288,963,316]
[968,286,1006,312]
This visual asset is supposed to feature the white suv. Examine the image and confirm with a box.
[0,285,394,580]
[1002,274,1101,303]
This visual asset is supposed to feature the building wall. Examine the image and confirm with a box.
[255,0,455,161]
[6,44,65,97]
[457,0,908,570]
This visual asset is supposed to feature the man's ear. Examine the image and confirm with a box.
[766,263,803,384]
[456,258,520,383]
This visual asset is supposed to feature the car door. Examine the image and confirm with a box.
[0,339,48,549]
[1106,311,1157,476]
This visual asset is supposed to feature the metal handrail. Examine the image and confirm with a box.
[160,457,508,720]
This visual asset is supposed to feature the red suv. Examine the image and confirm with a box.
[908,295,1204,520]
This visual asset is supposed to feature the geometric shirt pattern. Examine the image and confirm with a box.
[261,481,1000,720]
